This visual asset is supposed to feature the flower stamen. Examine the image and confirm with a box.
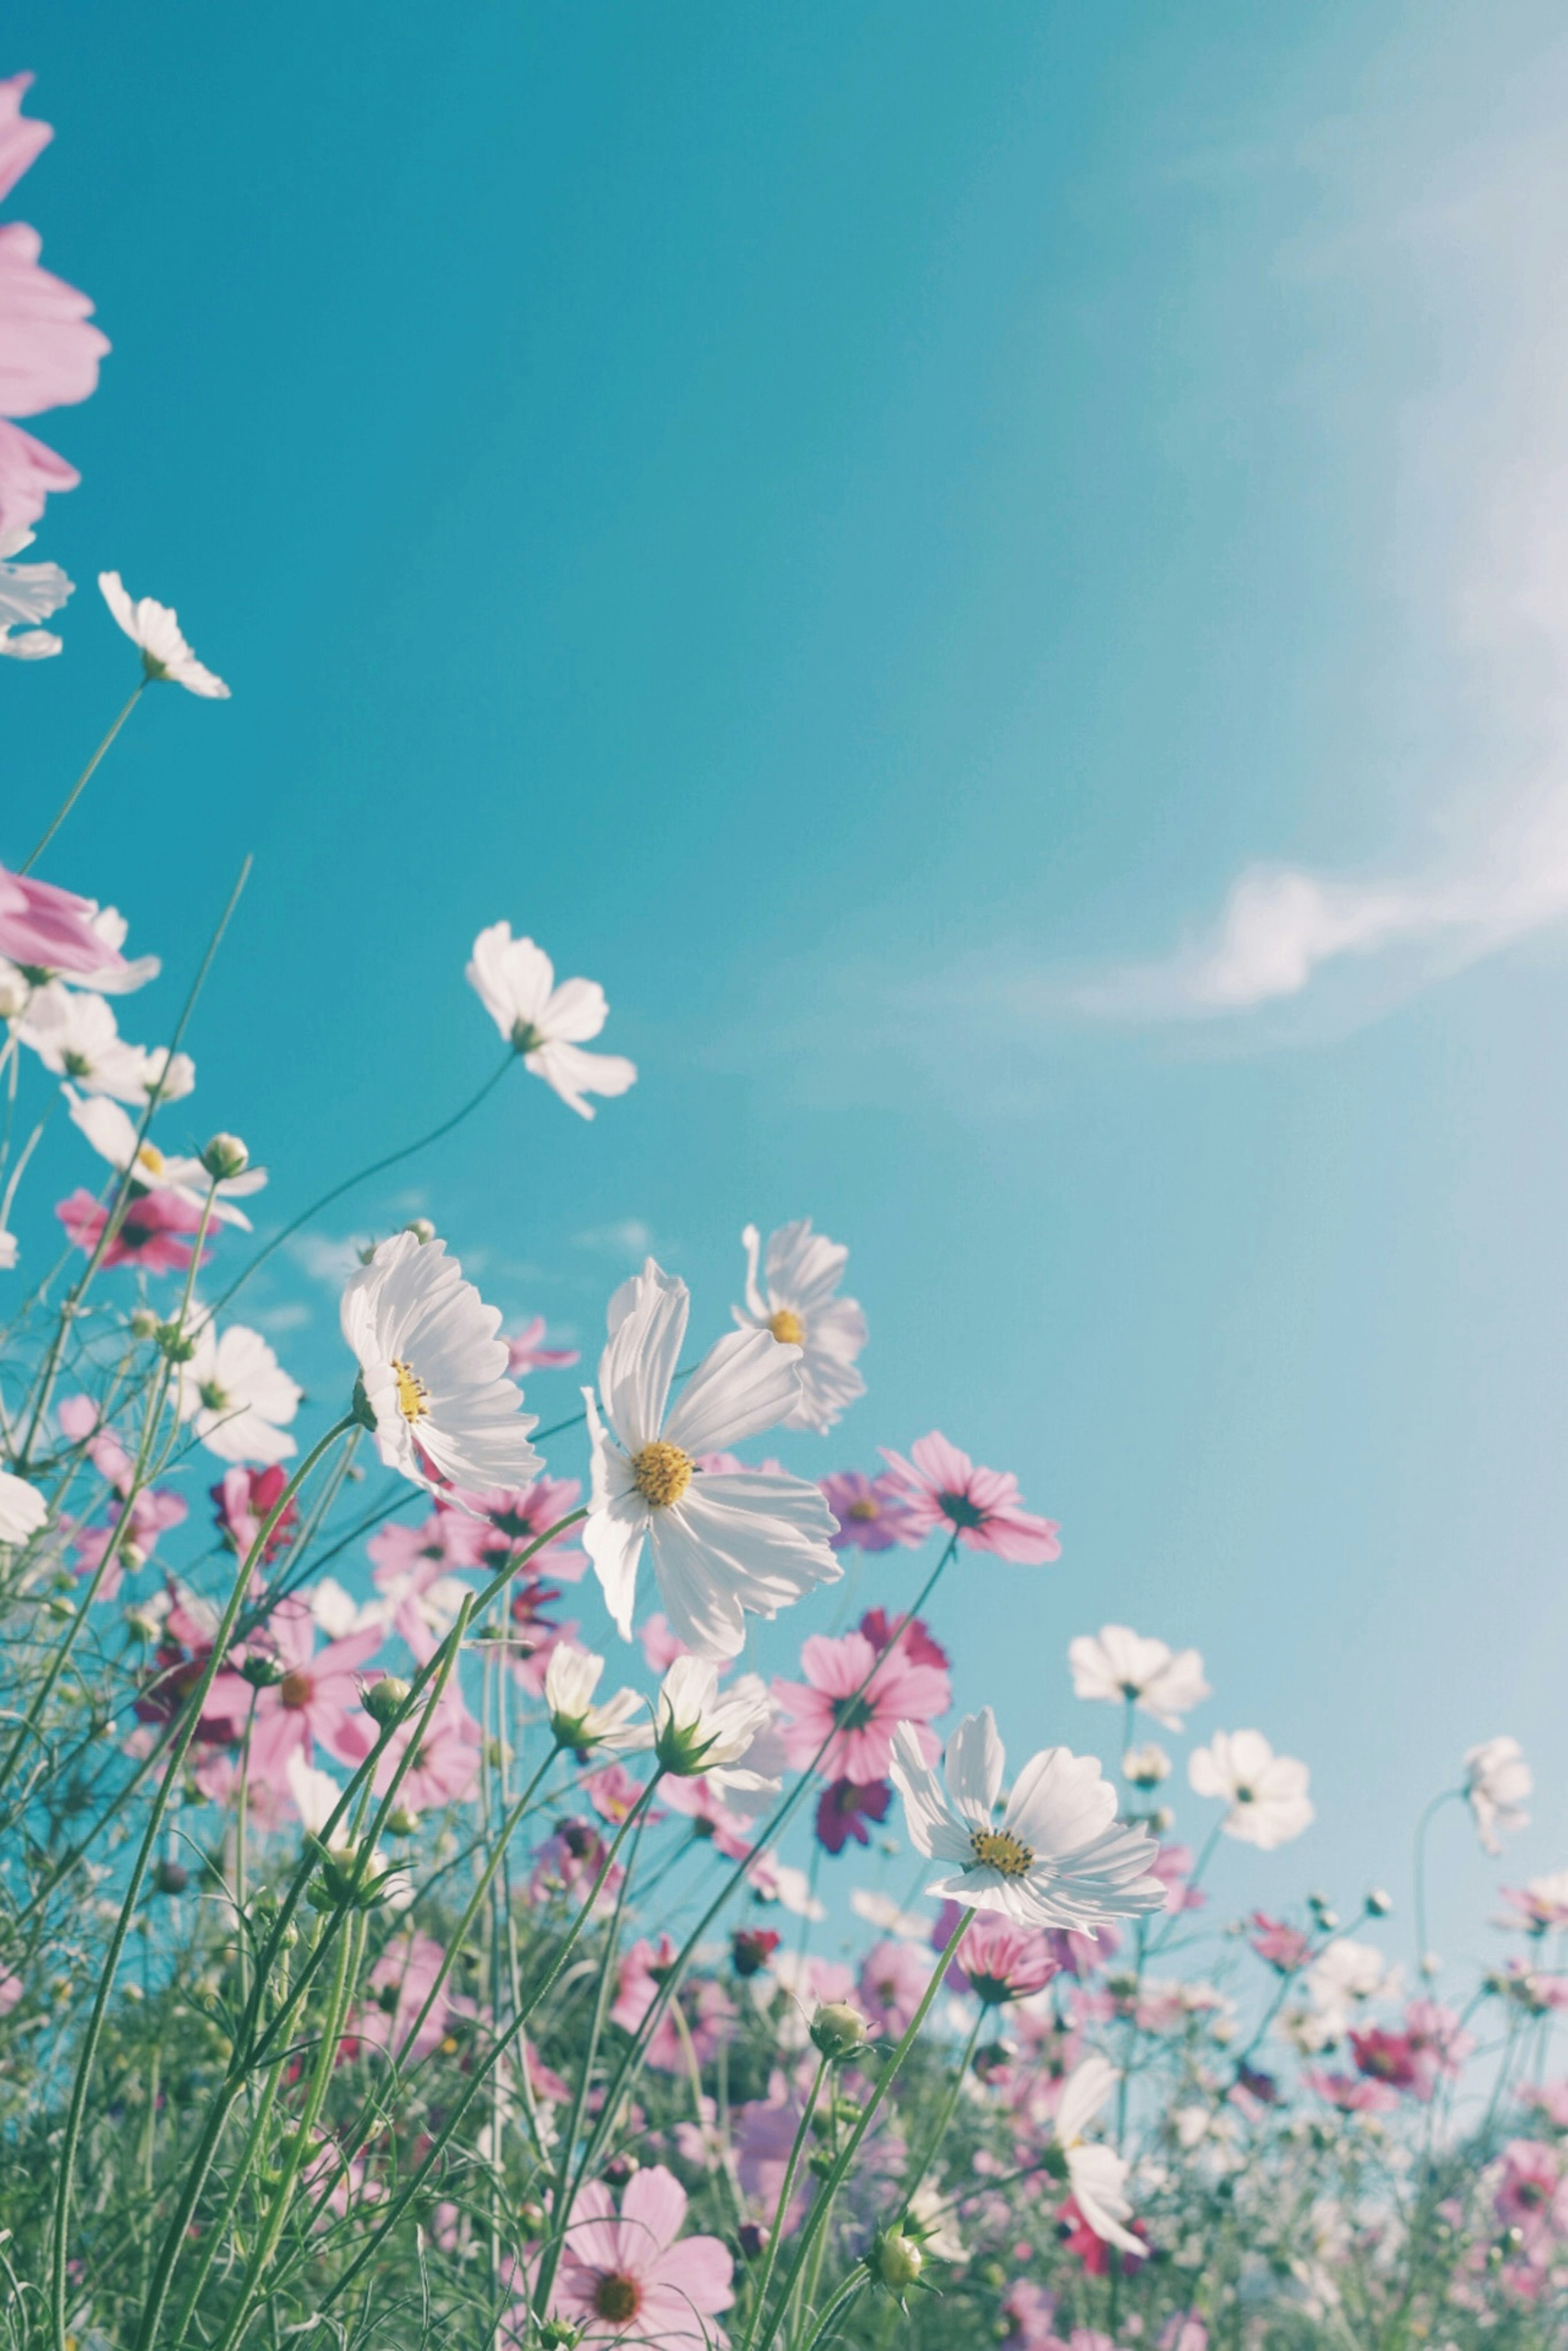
[970,1826,1034,1879]
[631,1439,695,1509]
[391,1357,431,1423]
[768,1307,806,1346]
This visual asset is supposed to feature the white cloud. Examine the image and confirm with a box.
[571,1218,655,1258]
[286,1232,365,1287]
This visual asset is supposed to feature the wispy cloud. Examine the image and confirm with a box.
[572,1217,655,1259]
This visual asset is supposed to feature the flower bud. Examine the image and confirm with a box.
[155,1859,189,1895]
[874,2230,924,2294]
[239,1653,287,1689]
[201,1132,249,1181]
[156,1321,197,1363]
[404,1217,436,1244]
[129,1307,160,1341]
[363,1674,412,1727]
[809,2000,869,2061]
[1123,1742,1171,1787]
[731,1927,781,1979]
[386,1804,421,1836]
[539,2324,583,2350]
[1365,1887,1393,1917]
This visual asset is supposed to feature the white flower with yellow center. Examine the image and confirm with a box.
[466,922,636,1120]
[1049,2055,1147,2256]
[0,1468,47,1547]
[65,1089,267,1228]
[98,570,231,698]
[733,1219,867,1434]
[18,985,154,1101]
[340,1230,542,1496]
[1068,1625,1211,1732]
[177,1319,302,1464]
[890,1707,1165,1932]
[653,1654,781,1798]
[582,1257,840,1660]
[544,1642,651,1755]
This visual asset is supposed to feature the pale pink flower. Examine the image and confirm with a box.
[858,1938,931,2037]
[820,1468,922,1553]
[734,2081,811,2229]
[771,1629,949,1783]
[612,1935,733,2072]
[352,1931,450,2062]
[504,1313,579,1375]
[638,1612,690,1672]
[581,1760,653,1826]
[1495,2139,1568,2262]
[1303,2066,1399,2115]
[207,1599,381,1775]
[660,1772,756,1859]
[0,76,109,537]
[0,863,151,987]
[878,1431,1061,1563]
[190,1748,293,1832]
[957,1914,1059,2007]
[73,1484,186,1598]
[372,1685,482,1815]
[1498,1871,1568,1936]
[548,2164,733,2347]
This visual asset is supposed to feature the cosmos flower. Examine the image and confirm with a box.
[1497,1871,1568,1937]
[957,1914,1060,2007]
[503,1313,579,1374]
[819,1468,922,1552]
[814,1776,892,1855]
[177,1319,302,1465]
[210,1464,298,1566]
[66,1091,267,1227]
[1067,1625,1211,1731]
[0,1467,46,1546]
[878,1431,1060,1564]
[0,864,155,991]
[547,2164,733,2347]
[55,1184,210,1272]
[858,1938,932,2037]
[97,571,229,697]
[0,524,69,657]
[1462,1735,1532,1856]
[371,1684,483,1814]
[341,1230,541,1497]
[660,1773,758,1860]
[733,1219,866,1433]
[1248,1913,1313,1974]
[1187,1730,1314,1850]
[653,1654,779,1798]
[18,985,150,1099]
[0,75,109,538]
[581,1258,839,1661]
[466,922,635,1119]
[208,1600,382,1776]
[891,1708,1165,1932]
[772,1629,949,1783]
[1051,2055,1147,2257]
[543,1642,650,1756]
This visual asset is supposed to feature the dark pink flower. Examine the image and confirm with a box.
[1304,2065,1398,2115]
[1349,2026,1421,2094]
[729,1927,780,1978]
[857,1939,931,2037]
[878,1431,1061,1563]
[771,1629,949,1782]
[820,1469,922,1553]
[958,1914,1059,2007]
[1249,1911,1312,1972]
[813,1775,891,1855]
[548,2164,733,2347]
[211,1465,298,1567]
[0,76,109,536]
[56,1185,210,1272]
[856,1605,950,1670]
[503,1314,580,1375]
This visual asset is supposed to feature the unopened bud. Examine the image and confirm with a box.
[129,1307,160,1341]
[1365,1887,1393,1917]
[1123,1742,1171,1787]
[155,1859,189,1895]
[404,1217,436,1244]
[201,1132,249,1181]
[874,2229,924,2293]
[539,2323,582,2350]
[363,1674,412,1727]
[156,1321,196,1363]
[810,2000,869,2061]
[386,1804,420,1836]
[239,1653,287,1689]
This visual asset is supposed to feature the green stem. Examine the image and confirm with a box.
[19,678,147,873]
[737,2055,830,2351]
[900,2006,985,2217]
[1413,1788,1459,1979]
[49,1413,354,2351]
[796,2271,871,2351]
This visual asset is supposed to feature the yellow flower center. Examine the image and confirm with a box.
[594,2275,641,2323]
[847,1497,880,1522]
[768,1307,806,1346]
[970,1826,1035,1879]
[392,1357,431,1422]
[279,1670,313,1711]
[136,1143,166,1178]
[631,1439,695,1508]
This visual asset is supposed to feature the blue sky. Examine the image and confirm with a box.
[8,0,1568,1975]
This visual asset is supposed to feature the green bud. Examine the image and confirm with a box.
[539,2323,582,2350]
[404,1217,437,1244]
[239,1653,287,1689]
[363,1674,412,1726]
[154,1859,189,1895]
[129,1306,160,1341]
[874,2230,924,2294]
[200,1132,249,1181]
[809,2000,869,2061]
[1040,2142,1070,2182]
[156,1322,196,1364]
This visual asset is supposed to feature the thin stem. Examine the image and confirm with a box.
[19,678,147,873]
[1413,1788,1459,1980]
[900,2006,985,2218]
[212,1050,515,1315]
[737,2055,830,2351]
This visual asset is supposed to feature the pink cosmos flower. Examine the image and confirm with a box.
[638,1612,690,1673]
[958,1914,1060,2007]
[858,1939,932,2037]
[734,2082,811,2229]
[206,1599,381,1776]
[771,1629,949,1783]
[582,1761,653,1826]
[74,1484,186,1598]
[56,1184,210,1272]
[0,76,109,536]
[1044,1923,1120,1980]
[547,2163,734,2347]
[1304,2065,1399,2115]
[351,1931,451,2063]
[1249,1911,1312,1973]
[856,1605,950,1670]
[1498,1874,1568,1936]
[878,1431,1061,1563]
[0,863,145,985]
[659,1774,755,1860]
[1001,2281,1059,2350]
[503,1314,580,1375]
[612,1936,734,2072]
[1495,2139,1568,2263]
[1349,2026,1422,2095]
[820,1469,922,1553]
[450,1474,587,1582]
[372,1685,482,1815]
[1520,2078,1568,2128]
[211,1464,298,1567]
[814,1776,892,1855]
[58,1393,134,1489]
[530,1817,624,1914]
[1402,1998,1474,2095]
[190,1747,294,1832]
[1149,1842,1205,1914]
[730,1927,781,1978]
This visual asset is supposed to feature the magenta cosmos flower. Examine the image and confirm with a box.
[0,76,109,537]
[878,1431,1061,1564]
[548,2164,733,2347]
[504,1313,580,1375]
[772,1628,950,1783]
[814,1775,891,1855]
[820,1468,921,1553]
[56,1185,211,1273]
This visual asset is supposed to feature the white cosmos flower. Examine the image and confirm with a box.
[18,986,151,1100]
[1187,1729,1313,1850]
[136,1045,196,1102]
[341,1230,541,1496]
[466,923,636,1120]
[178,1320,302,1464]
[653,1654,780,1798]
[1068,1625,1211,1732]
[0,1468,47,1545]
[582,1257,840,1660]
[1463,1735,1532,1855]
[1052,2055,1146,2255]
[733,1219,867,1434]
[0,1228,17,1270]
[543,1642,651,1755]
[66,1090,267,1228]
[98,570,230,697]
[745,1853,825,1918]
[0,526,71,658]
[890,1707,1165,1933]
[1306,1938,1398,2036]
